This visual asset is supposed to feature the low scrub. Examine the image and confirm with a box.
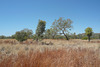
[81,37,88,40]
[0,48,100,67]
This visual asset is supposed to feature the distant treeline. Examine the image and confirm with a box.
[0,32,100,39]
[0,17,100,42]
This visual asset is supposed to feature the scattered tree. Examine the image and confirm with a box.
[33,34,38,40]
[0,35,5,39]
[85,27,93,42]
[36,20,46,41]
[50,27,58,39]
[14,29,33,42]
[45,28,58,39]
[52,17,73,40]
[45,29,51,39]
[99,34,100,39]
[77,34,82,39]
[21,28,33,38]
[15,31,27,42]
[73,32,77,39]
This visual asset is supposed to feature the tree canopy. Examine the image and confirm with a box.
[85,27,93,42]
[14,28,33,42]
[52,17,73,40]
[36,20,46,40]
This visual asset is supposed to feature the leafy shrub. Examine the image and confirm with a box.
[15,31,28,42]
[14,29,33,42]
[81,37,88,40]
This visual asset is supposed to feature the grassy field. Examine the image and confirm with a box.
[0,39,100,67]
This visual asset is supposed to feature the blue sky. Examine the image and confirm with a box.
[0,0,100,36]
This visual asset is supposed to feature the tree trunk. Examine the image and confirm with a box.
[63,33,69,40]
[52,36,54,39]
[36,38,38,42]
[52,35,55,39]
[88,36,90,42]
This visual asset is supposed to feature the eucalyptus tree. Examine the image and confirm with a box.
[52,17,73,40]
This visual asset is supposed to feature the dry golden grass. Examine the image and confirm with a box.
[0,48,100,67]
[0,39,100,67]
[0,39,18,45]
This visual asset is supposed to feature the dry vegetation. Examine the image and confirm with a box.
[0,39,100,67]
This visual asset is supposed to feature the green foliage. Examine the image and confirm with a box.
[52,17,73,40]
[21,28,33,38]
[85,27,93,41]
[44,28,58,39]
[0,35,5,39]
[33,34,38,40]
[69,33,77,39]
[85,27,92,36]
[77,34,83,39]
[73,32,77,39]
[81,37,88,40]
[14,29,33,42]
[11,35,16,39]
[15,31,27,42]
[36,20,46,40]
[0,35,12,39]
[55,35,64,39]
[44,29,51,39]
[99,34,100,39]
[50,28,58,39]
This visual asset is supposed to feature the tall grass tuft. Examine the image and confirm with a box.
[0,48,100,67]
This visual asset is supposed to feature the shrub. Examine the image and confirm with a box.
[81,37,88,40]
[14,29,33,42]
[14,31,28,42]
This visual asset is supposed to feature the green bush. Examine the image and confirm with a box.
[81,37,88,40]
[15,31,28,42]
[14,29,33,42]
